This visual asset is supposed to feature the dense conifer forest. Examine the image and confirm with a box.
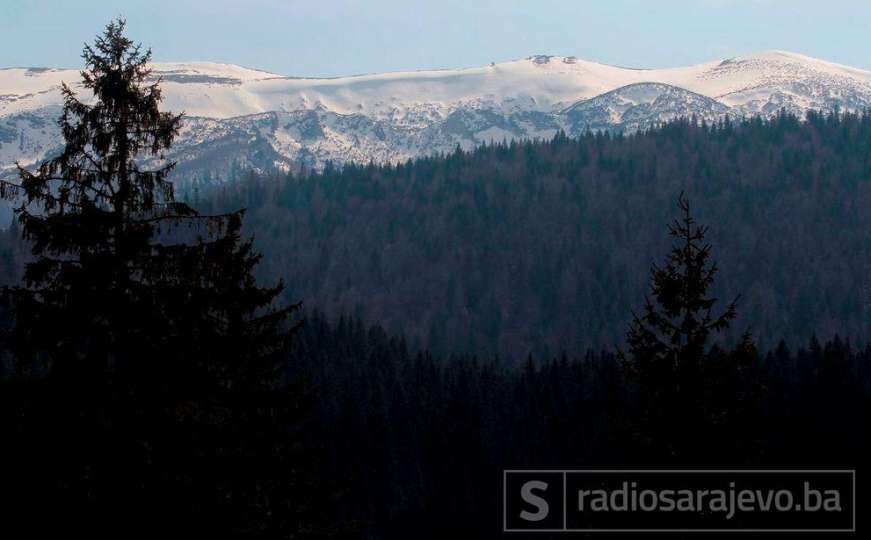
[187,112,871,358]
[0,19,869,540]
[289,315,869,538]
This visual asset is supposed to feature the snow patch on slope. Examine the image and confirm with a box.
[2,51,871,177]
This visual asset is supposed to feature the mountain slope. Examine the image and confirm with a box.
[561,82,732,134]
[2,51,871,177]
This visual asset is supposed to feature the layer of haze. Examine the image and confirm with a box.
[2,0,870,77]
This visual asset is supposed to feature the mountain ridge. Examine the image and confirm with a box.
[2,50,871,178]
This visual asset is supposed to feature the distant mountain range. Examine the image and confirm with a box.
[2,50,871,179]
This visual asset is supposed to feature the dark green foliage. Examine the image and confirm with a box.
[200,113,871,358]
[287,313,629,539]
[0,20,304,537]
[625,193,738,361]
[622,193,760,463]
[287,313,870,539]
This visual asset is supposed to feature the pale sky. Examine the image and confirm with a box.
[1,0,870,77]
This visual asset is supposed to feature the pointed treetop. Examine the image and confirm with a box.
[626,192,740,361]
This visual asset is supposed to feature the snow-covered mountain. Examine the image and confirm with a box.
[2,50,871,179]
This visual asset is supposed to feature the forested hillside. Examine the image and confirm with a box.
[287,313,870,538]
[196,112,871,358]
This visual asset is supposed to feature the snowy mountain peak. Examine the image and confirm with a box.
[150,62,282,83]
[2,51,871,178]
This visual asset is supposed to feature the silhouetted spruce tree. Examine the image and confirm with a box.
[0,19,305,537]
[622,193,753,463]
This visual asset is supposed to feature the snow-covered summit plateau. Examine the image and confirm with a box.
[2,51,870,177]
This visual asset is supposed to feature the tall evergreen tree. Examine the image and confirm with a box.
[622,193,749,463]
[0,19,304,537]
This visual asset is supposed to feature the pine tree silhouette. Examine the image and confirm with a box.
[622,192,745,463]
[0,19,305,537]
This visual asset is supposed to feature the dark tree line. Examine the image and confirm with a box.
[275,190,869,538]
[285,319,869,538]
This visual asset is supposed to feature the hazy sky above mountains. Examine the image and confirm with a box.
[2,0,870,76]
